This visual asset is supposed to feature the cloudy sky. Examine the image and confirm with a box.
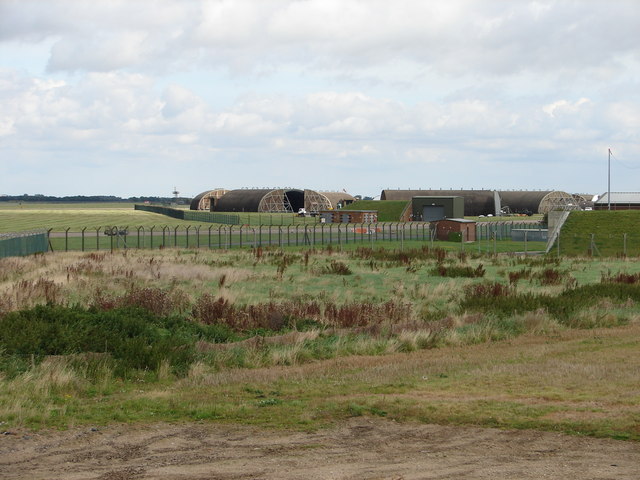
[1,0,639,198]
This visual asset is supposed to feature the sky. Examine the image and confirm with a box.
[1,0,639,199]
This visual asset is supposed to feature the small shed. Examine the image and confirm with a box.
[434,218,476,242]
[320,210,378,223]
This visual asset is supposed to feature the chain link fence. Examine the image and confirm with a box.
[551,232,640,257]
[44,222,553,255]
[48,223,435,252]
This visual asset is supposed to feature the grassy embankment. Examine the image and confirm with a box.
[347,200,408,221]
[557,210,640,257]
[1,246,640,439]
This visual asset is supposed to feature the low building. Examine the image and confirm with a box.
[434,218,476,242]
[320,210,378,223]
[593,193,640,210]
[411,196,464,221]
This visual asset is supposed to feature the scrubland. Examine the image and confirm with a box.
[1,246,640,440]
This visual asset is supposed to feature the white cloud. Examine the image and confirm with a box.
[0,1,639,196]
[1,0,637,79]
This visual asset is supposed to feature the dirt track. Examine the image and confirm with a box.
[2,419,639,479]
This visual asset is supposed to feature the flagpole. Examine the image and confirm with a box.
[608,148,611,211]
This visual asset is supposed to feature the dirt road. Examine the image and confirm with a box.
[1,419,638,479]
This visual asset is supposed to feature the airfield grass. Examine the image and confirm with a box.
[1,246,640,439]
[0,203,320,233]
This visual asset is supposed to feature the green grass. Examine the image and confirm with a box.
[3,325,640,439]
[347,200,409,221]
[0,203,217,233]
[557,210,640,257]
[0,203,320,234]
[3,243,640,438]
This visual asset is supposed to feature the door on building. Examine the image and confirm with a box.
[423,205,445,222]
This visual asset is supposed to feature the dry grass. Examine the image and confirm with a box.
[3,248,640,438]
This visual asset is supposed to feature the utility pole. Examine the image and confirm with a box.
[608,148,611,211]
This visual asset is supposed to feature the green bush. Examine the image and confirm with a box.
[459,281,640,325]
[0,305,232,378]
[448,232,462,242]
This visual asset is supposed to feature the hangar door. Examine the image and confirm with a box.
[423,205,445,222]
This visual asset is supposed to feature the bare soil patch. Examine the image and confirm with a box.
[2,419,639,479]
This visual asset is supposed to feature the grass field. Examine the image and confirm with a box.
[0,203,320,233]
[0,201,547,235]
[0,202,214,233]
[1,245,640,439]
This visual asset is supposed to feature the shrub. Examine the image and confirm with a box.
[0,305,232,378]
[91,286,190,316]
[320,260,352,275]
[601,271,640,284]
[432,264,485,278]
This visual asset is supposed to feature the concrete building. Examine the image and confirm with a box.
[411,196,464,221]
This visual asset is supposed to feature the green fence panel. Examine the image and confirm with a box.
[0,231,49,258]
[134,204,241,225]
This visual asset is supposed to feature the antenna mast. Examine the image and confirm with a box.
[608,149,611,211]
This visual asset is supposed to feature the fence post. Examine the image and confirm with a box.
[47,228,54,252]
[208,225,213,249]
[239,225,244,248]
[81,227,86,252]
[195,226,200,249]
[162,226,169,248]
[64,227,70,252]
[137,227,144,249]
[186,226,191,248]
[278,226,282,247]
[174,226,179,247]
[150,226,155,249]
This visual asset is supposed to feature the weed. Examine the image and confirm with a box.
[432,264,485,278]
[601,271,640,284]
[319,260,352,275]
